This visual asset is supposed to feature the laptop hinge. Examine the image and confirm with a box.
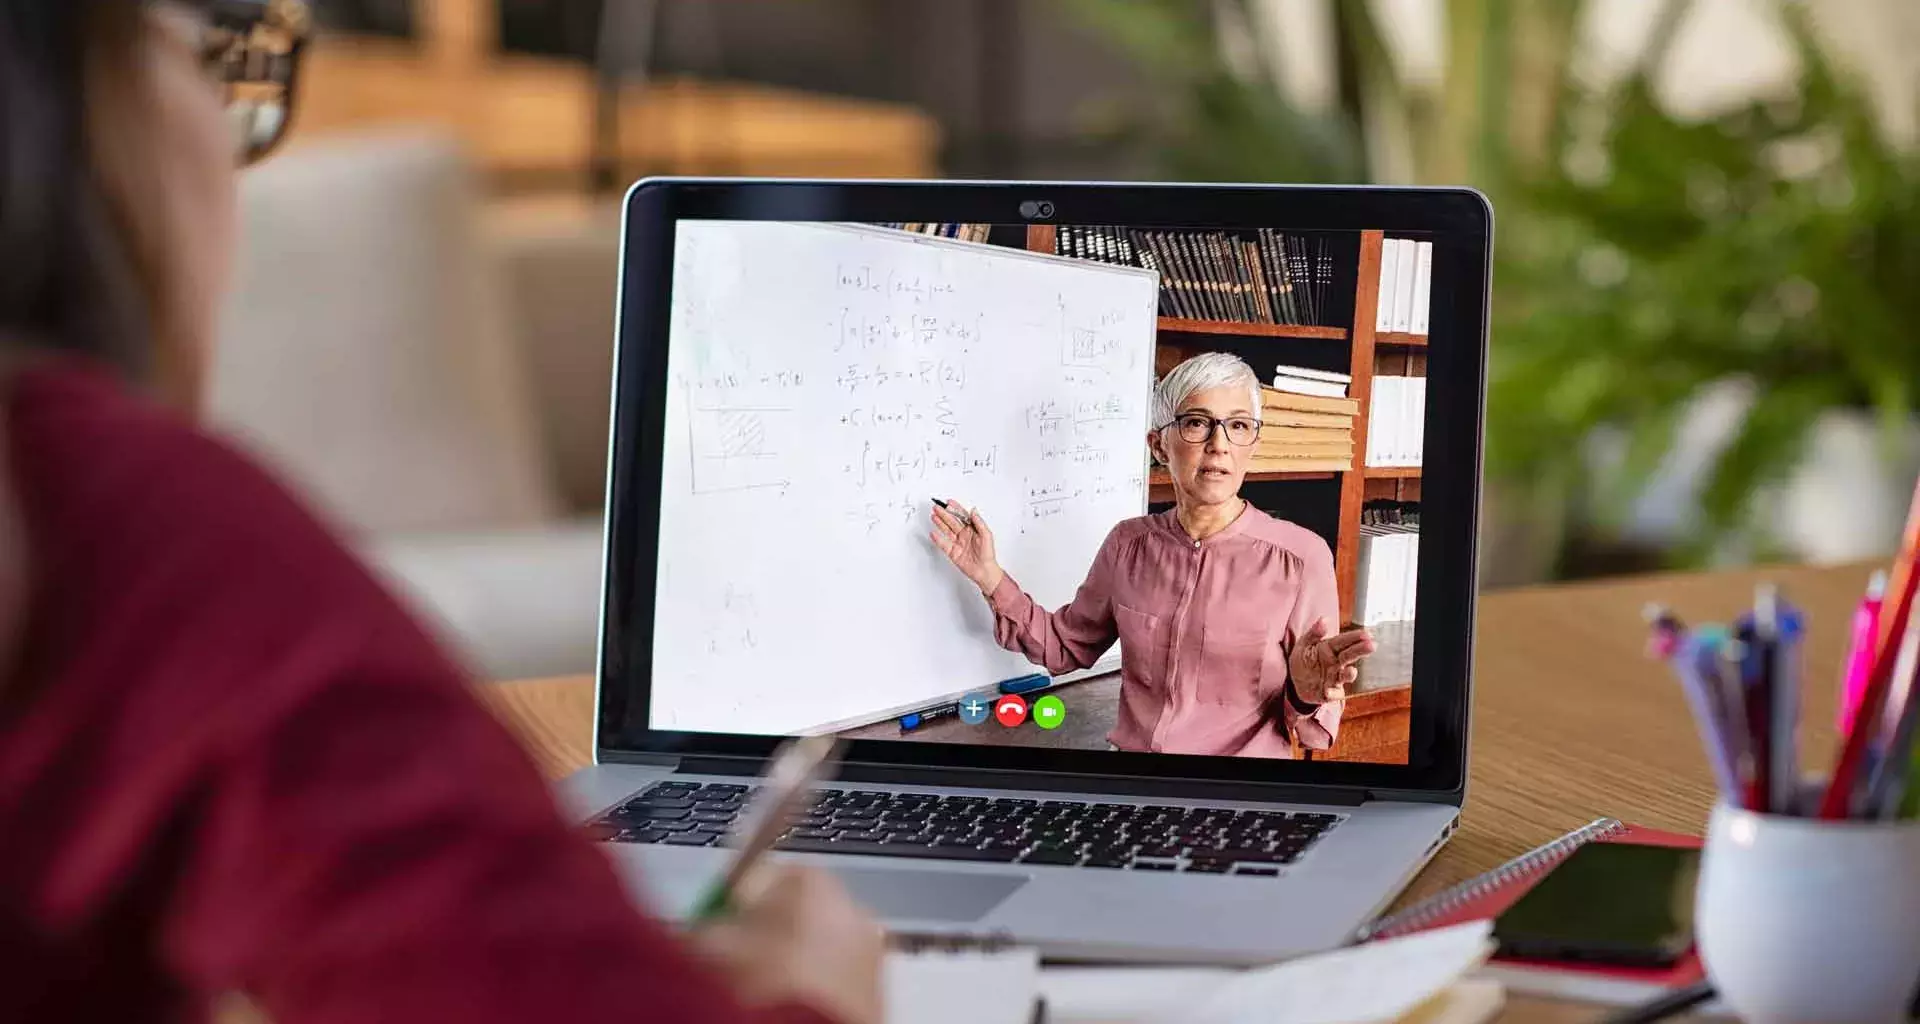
[668,755,1366,806]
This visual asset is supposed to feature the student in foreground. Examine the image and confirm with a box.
[932,351,1376,757]
[0,2,882,1021]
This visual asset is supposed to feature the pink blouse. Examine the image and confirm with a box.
[986,505,1343,758]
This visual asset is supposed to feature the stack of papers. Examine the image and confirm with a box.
[1039,921,1499,1024]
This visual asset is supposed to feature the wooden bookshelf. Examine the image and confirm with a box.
[1331,230,1386,619]
[1157,318,1348,341]
[1026,226,1423,622]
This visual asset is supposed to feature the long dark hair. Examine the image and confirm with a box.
[0,0,154,377]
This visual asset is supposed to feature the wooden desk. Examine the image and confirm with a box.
[477,560,1873,1022]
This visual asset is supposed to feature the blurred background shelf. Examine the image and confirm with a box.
[1374,332,1428,348]
[292,0,944,188]
[1364,466,1422,479]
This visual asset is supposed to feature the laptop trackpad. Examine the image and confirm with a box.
[831,867,1026,922]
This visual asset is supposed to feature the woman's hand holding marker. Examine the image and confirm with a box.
[929,498,1004,596]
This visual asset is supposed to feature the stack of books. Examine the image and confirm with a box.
[880,223,993,243]
[1256,369,1359,474]
[1055,226,1332,326]
[1376,238,1434,335]
[1366,376,1426,468]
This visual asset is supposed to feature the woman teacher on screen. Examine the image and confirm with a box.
[930,352,1374,758]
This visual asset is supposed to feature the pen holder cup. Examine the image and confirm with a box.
[1697,803,1920,1024]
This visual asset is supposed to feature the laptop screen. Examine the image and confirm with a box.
[642,216,1439,768]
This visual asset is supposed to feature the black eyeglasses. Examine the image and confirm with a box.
[193,0,313,164]
[1161,413,1262,446]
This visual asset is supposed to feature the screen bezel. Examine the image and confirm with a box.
[597,179,1489,803]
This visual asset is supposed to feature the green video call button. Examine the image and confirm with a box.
[1032,694,1066,730]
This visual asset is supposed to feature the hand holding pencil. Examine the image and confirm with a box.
[930,497,1005,596]
[690,865,886,1024]
[687,734,885,1024]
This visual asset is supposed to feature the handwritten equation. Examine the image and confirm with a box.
[1024,395,1133,434]
[835,264,960,305]
[836,399,959,438]
[1019,474,1145,527]
[688,370,807,393]
[832,308,981,353]
[842,439,1001,490]
[833,359,968,394]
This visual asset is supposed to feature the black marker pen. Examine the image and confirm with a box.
[931,497,973,527]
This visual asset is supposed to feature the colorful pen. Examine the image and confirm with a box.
[1703,628,1753,797]
[1822,478,1920,818]
[1838,571,1888,735]
[1758,585,1803,815]
[1642,603,1686,660]
[1675,632,1745,802]
[1860,605,1920,817]
[1730,617,1772,814]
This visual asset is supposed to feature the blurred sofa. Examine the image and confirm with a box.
[209,130,621,681]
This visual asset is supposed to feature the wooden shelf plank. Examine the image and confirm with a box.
[1157,317,1347,341]
[1364,466,1423,479]
[1375,331,1429,348]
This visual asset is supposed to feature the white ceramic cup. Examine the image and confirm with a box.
[1696,803,1920,1024]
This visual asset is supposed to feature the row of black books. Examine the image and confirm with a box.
[1361,500,1421,528]
[878,223,993,243]
[1054,225,1335,326]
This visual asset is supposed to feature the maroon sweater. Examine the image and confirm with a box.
[0,360,829,1024]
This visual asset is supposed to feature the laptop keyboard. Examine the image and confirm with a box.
[592,781,1344,874]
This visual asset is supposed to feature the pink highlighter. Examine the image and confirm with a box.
[1838,570,1889,735]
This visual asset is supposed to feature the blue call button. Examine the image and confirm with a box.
[957,693,994,725]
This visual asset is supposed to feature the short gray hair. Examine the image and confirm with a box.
[1151,351,1263,430]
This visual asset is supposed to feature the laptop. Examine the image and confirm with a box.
[560,180,1490,965]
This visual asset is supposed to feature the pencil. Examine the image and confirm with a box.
[689,734,843,920]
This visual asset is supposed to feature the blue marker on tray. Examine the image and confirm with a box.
[997,673,1050,695]
[899,701,961,732]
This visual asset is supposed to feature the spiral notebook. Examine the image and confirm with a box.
[1358,817,1707,1007]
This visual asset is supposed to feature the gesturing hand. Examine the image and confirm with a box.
[928,498,1004,596]
[1288,618,1376,705]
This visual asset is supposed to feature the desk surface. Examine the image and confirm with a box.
[479,560,1873,1023]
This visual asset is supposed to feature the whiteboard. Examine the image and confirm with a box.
[652,222,1159,736]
